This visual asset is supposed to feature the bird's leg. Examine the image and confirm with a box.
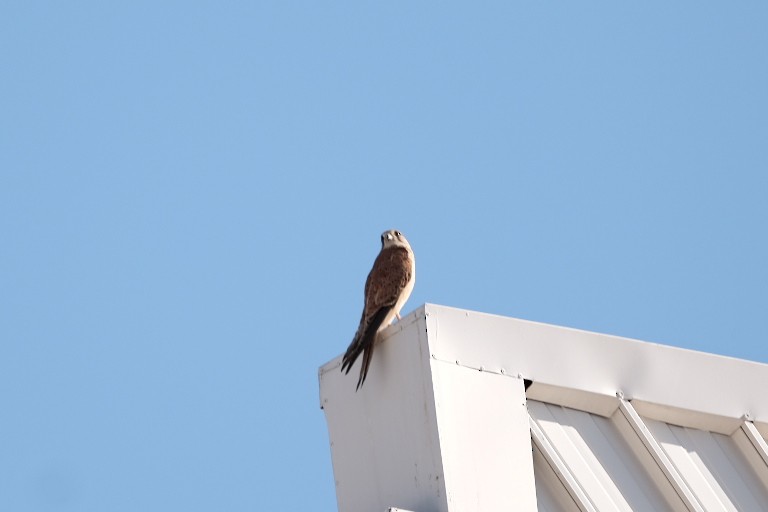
[395,313,402,321]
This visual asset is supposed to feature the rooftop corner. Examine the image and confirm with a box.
[320,304,768,512]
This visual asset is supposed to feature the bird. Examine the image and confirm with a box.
[341,229,415,390]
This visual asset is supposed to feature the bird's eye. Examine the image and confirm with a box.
[395,231,401,237]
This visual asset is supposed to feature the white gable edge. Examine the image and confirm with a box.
[422,303,768,433]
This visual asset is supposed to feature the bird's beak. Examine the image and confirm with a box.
[386,233,394,241]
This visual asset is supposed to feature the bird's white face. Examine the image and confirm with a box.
[380,229,410,250]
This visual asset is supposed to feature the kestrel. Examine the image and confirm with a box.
[341,229,415,390]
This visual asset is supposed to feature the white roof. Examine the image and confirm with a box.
[319,304,768,512]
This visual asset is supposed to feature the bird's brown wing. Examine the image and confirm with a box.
[363,246,413,320]
[341,247,413,389]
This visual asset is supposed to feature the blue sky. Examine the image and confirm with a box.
[2,2,767,510]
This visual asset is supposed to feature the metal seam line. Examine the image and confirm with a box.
[529,416,598,512]
[741,420,768,468]
[617,398,704,512]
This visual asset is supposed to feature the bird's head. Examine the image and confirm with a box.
[380,229,411,250]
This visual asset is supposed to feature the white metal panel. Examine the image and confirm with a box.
[320,309,448,512]
[644,418,768,511]
[529,401,675,512]
[741,421,768,469]
[529,401,768,512]
[431,363,538,511]
[732,422,768,492]
[533,443,583,512]
[424,304,768,428]
[320,305,538,512]
[632,400,740,435]
[530,416,597,512]
[616,399,703,511]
